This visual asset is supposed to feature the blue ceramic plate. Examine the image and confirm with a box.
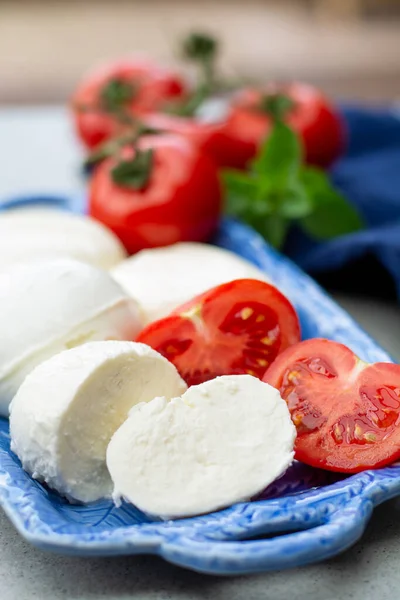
[0,195,399,575]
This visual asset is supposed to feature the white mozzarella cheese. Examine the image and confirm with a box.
[107,374,295,519]
[0,208,126,270]
[0,259,143,414]
[111,242,271,324]
[9,341,187,503]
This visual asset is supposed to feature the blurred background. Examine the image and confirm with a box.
[1,0,399,105]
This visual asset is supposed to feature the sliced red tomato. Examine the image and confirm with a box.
[71,59,187,149]
[218,83,345,169]
[137,279,300,386]
[264,338,400,473]
[89,134,222,254]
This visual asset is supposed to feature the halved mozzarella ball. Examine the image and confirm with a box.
[10,341,187,503]
[0,208,126,270]
[0,259,143,414]
[107,374,295,519]
[111,242,270,324]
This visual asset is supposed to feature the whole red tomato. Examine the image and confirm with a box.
[145,83,344,170]
[218,83,345,169]
[89,135,222,254]
[71,59,187,149]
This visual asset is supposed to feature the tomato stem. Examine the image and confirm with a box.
[111,147,154,190]
[182,32,218,89]
[99,79,137,114]
[258,94,296,122]
[167,31,219,118]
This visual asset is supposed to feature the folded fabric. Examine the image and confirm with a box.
[286,106,400,297]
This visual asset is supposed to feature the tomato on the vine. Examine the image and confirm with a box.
[89,134,222,254]
[264,338,400,473]
[218,83,344,169]
[71,59,187,149]
[137,278,301,386]
[144,83,344,170]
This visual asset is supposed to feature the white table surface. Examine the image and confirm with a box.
[1,107,400,600]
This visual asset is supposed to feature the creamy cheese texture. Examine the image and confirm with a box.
[0,259,143,414]
[9,341,187,503]
[111,242,271,324]
[107,374,296,519]
[0,208,126,270]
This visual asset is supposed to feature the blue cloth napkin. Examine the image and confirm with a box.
[286,106,400,296]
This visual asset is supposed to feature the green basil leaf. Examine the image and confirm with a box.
[300,166,364,239]
[301,194,363,239]
[299,167,331,199]
[222,171,259,216]
[277,181,313,218]
[257,215,289,250]
[222,119,360,252]
[251,120,301,187]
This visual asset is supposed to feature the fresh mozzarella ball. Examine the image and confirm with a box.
[107,374,295,519]
[0,208,126,270]
[0,259,143,414]
[112,242,270,324]
[10,341,187,503]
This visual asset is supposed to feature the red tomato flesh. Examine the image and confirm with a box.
[137,279,301,386]
[89,135,222,254]
[264,338,400,473]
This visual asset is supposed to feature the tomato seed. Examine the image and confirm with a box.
[240,307,253,320]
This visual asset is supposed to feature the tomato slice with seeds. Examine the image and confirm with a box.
[264,338,400,473]
[137,279,300,386]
